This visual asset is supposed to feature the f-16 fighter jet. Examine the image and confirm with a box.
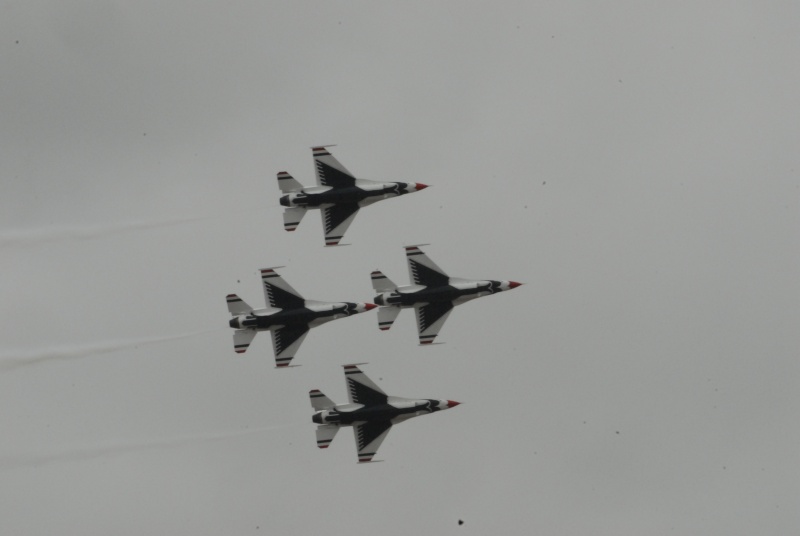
[371,245,522,345]
[277,146,428,246]
[226,268,376,368]
[311,364,460,463]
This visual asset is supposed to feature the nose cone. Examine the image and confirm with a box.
[446,400,461,408]
[508,281,523,289]
[364,303,377,311]
[414,183,429,191]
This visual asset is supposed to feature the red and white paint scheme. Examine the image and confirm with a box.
[371,245,522,345]
[226,267,376,368]
[277,146,428,246]
[310,364,460,463]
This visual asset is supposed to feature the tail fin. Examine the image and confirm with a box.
[371,271,397,292]
[315,424,340,449]
[309,389,336,410]
[277,171,304,193]
[283,207,307,232]
[226,294,253,315]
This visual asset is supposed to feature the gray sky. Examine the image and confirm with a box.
[1,2,798,534]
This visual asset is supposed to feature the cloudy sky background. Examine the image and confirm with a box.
[1,2,798,534]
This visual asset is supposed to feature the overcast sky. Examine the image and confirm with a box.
[1,2,798,534]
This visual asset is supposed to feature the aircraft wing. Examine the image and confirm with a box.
[405,246,450,287]
[415,301,454,344]
[321,203,359,246]
[343,364,387,405]
[261,268,305,309]
[270,325,310,367]
[353,420,392,463]
[312,146,356,188]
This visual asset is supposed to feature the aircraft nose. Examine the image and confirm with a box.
[414,183,429,191]
[364,303,377,311]
[446,400,461,408]
[229,318,239,328]
[508,281,523,289]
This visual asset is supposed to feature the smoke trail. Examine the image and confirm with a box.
[0,215,216,248]
[0,205,280,248]
[0,330,214,372]
[0,424,301,469]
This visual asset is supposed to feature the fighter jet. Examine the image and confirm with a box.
[278,146,428,246]
[226,267,376,367]
[310,364,460,463]
[371,245,522,344]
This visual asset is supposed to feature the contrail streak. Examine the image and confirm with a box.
[0,204,279,248]
[0,424,300,469]
[0,330,214,372]
[0,215,217,248]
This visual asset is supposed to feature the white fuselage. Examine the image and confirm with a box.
[229,301,371,331]
[313,397,456,426]
[375,279,517,309]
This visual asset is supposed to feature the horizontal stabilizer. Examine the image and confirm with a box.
[377,306,401,331]
[226,294,252,315]
[370,270,397,292]
[283,207,307,232]
[233,329,257,354]
[277,171,304,193]
[315,424,340,449]
[309,389,336,410]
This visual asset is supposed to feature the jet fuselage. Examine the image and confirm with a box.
[280,182,415,208]
[312,398,456,425]
[229,302,366,331]
[374,280,514,307]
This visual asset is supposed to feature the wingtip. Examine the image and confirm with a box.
[260,266,286,273]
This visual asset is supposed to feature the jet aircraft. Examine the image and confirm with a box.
[310,364,460,463]
[227,268,376,367]
[371,245,522,344]
[278,146,428,246]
